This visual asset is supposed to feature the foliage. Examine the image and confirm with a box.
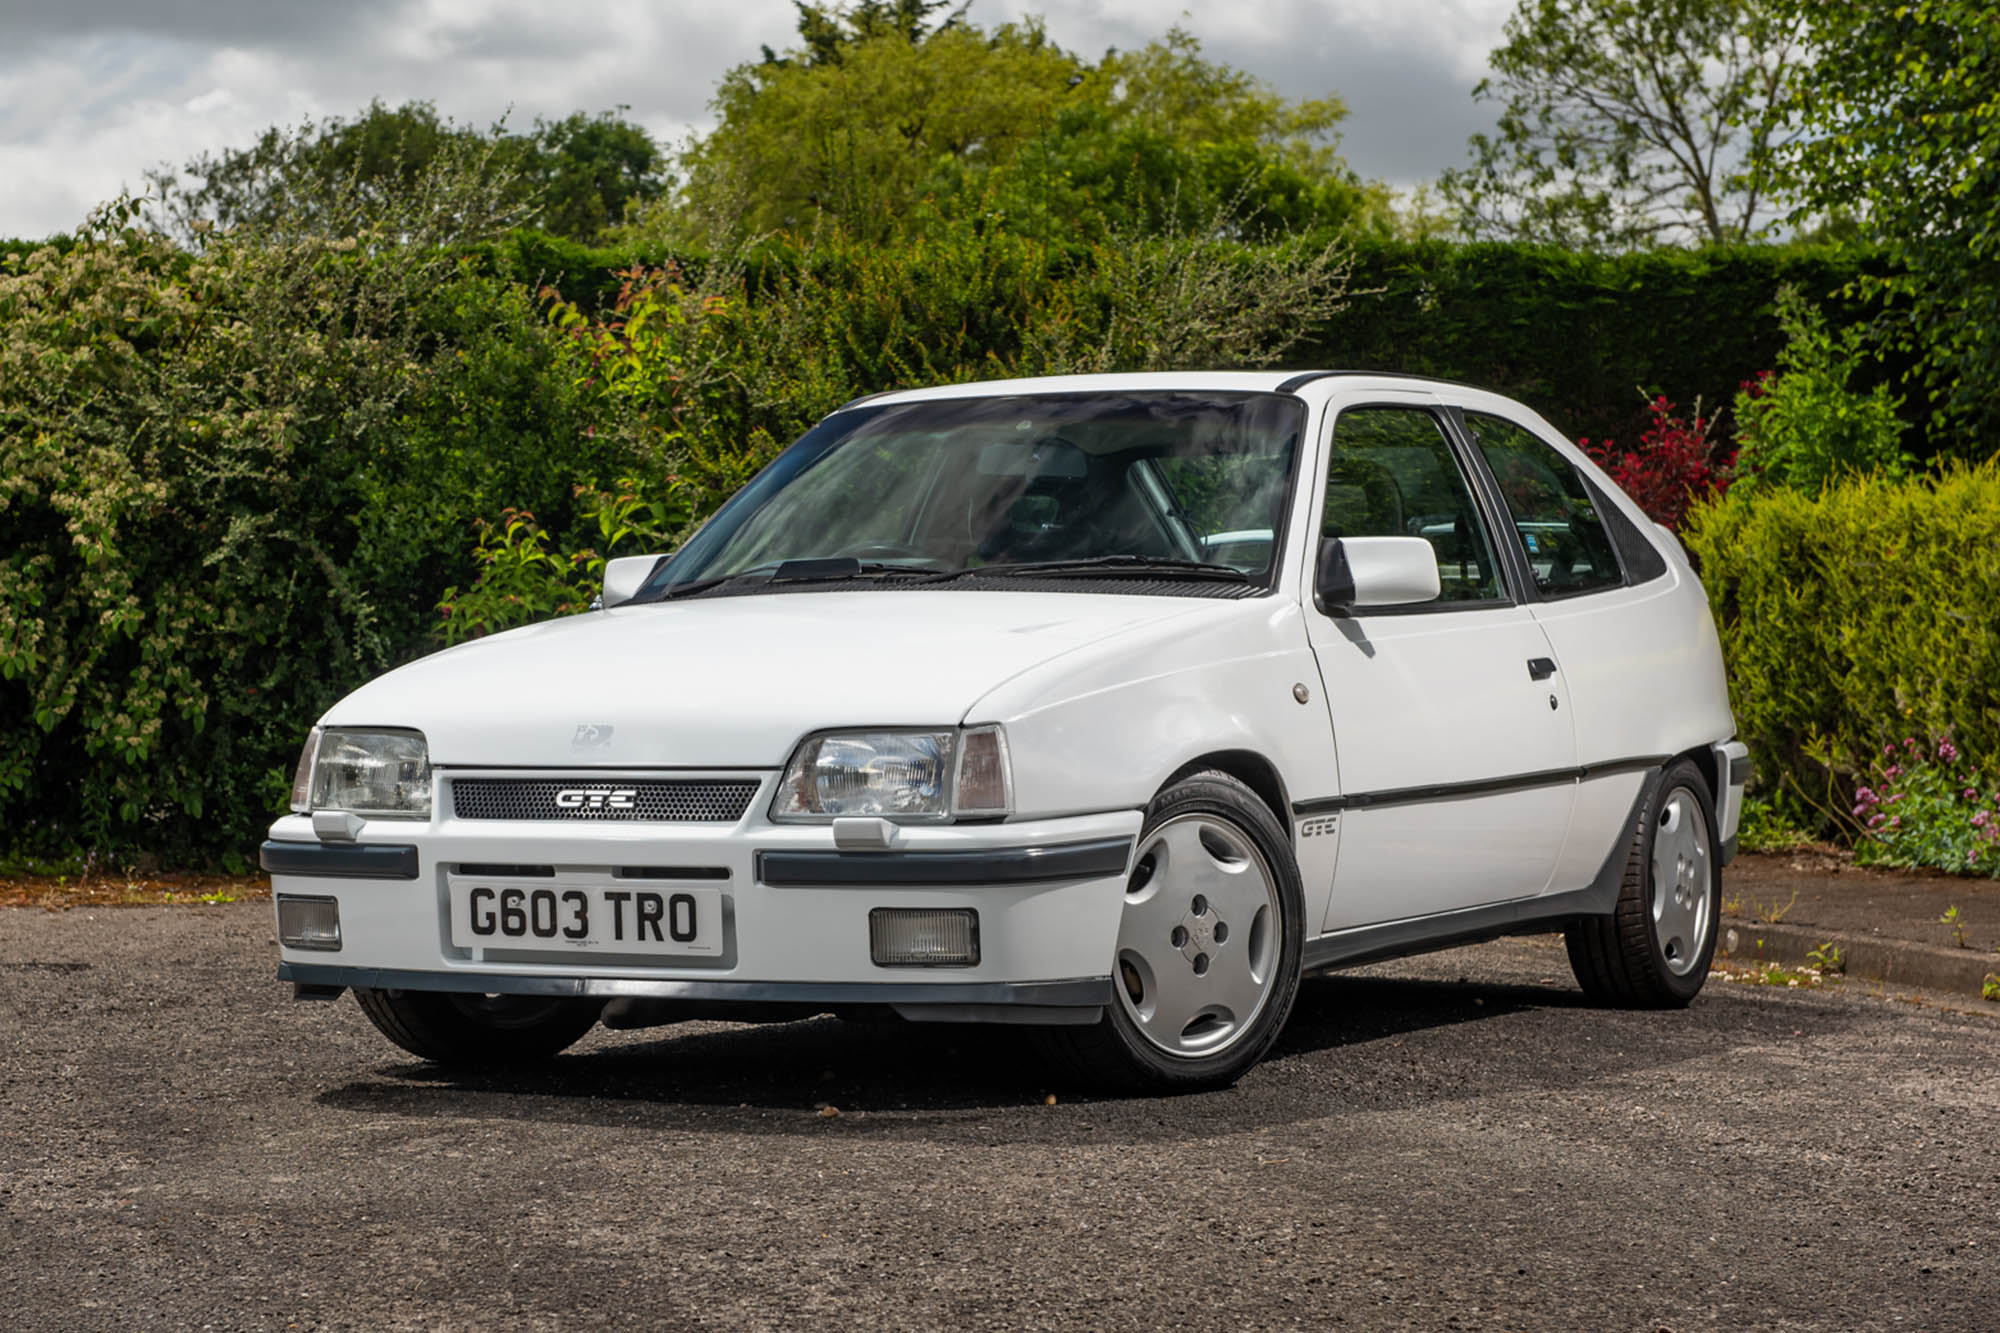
[0,147,610,866]
[670,8,1385,247]
[1731,286,1906,493]
[1441,0,1805,247]
[150,100,666,243]
[1850,738,2000,879]
[439,485,680,644]
[1683,465,2000,841]
[1737,795,1816,852]
[1288,238,1916,457]
[438,208,1355,641]
[1773,0,2000,450]
[1581,391,1732,527]
[467,233,1916,461]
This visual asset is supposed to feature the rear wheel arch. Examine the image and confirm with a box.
[1678,743,1721,807]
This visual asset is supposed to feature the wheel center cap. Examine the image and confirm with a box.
[1181,908,1218,961]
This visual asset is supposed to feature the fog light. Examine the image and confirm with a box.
[278,895,342,952]
[869,908,979,967]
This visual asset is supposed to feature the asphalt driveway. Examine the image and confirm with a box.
[3,904,1996,1330]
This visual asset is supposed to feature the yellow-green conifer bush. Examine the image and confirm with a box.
[1685,466,2000,831]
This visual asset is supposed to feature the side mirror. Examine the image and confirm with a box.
[1315,536,1441,615]
[601,554,668,609]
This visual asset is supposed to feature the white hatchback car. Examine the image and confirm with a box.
[267,372,1748,1090]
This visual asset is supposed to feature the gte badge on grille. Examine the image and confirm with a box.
[554,788,638,812]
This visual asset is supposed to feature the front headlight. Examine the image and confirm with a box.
[772,726,1012,822]
[307,728,432,819]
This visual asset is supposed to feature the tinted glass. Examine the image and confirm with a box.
[654,393,1304,591]
[1323,406,1503,604]
[1465,412,1623,596]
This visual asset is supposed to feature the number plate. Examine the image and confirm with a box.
[447,876,724,956]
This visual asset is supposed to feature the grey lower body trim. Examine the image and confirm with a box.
[1302,763,1668,974]
[756,837,1133,887]
[278,962,1111,1009]
[1303,883,1618,973]
[262,839,419,880]
[1729,753,1752,785]
[1720,834,1738,866]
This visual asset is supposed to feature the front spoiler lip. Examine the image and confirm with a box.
[277,962,1111,1008]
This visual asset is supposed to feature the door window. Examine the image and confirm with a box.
[1464,412,1624,597]
[1324,407,1504,604]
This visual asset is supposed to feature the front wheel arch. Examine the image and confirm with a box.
[1164,748,1292,839]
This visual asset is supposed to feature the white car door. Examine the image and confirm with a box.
[1458,406,1718,894]
[1300,397,1578,932]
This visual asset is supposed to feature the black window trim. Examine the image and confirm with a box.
[1447,405,1632,604]
[1580,471,1671,589]
[1313,400,1521,618]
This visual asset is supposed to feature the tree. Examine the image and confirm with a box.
[150,101,666,242]
[1440,0,1805,248]
[669,5,1386,245]
[1773,1,2000,448]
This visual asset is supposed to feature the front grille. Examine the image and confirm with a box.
[450,778,760,823]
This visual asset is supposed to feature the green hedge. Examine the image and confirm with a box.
[1684,466,2000,825]
[0,229,624,868]
[1294,240,1921,459]
[465,232,1916,460]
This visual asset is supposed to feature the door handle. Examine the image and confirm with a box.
[1527,657,1558,681]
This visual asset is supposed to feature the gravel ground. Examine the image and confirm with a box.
[3,904,1997,1331]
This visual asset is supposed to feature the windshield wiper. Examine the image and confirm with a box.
[646,554,1250,602]
[957,555,1253,583]
[645,558,952,602]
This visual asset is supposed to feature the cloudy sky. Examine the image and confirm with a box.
[0,0,1517,239]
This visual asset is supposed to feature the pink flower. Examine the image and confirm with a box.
[1939,740,1959,763]
[1965,788,1979,800]
[1885,743,1898,756]
[1975,812,1990,828]
[1869,814,1884,828]
[1883,766,1901,780]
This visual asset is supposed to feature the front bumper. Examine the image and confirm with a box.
[266,782,1140,1020]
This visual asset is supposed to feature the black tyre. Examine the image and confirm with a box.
[1565,758,1720,1007]
[1040,770,1305,1092]
[352,988,603,1064]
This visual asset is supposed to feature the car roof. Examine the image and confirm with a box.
[840,370,1488,412]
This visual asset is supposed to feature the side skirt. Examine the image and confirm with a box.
[1302,764,1666,975]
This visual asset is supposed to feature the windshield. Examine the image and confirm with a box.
[649,392,1304,596]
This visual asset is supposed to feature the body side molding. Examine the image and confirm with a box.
[1291,755,1669,817]
[1301,764,1668,972]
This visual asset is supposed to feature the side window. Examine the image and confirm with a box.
[1465,412,1624,597]
[1324,407,1504,604]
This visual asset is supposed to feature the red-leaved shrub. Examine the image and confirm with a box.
[1581,393,1735,529]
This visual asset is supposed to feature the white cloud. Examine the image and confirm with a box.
[0,0,1517,237]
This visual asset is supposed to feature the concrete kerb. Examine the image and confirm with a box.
[1718,915,2000,1000]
